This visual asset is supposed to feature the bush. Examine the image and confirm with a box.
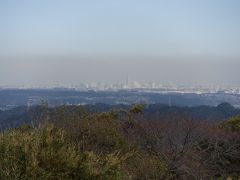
[0,124,126,179]
[221,115,240,132]
[0,124,79,179]
[62,111,128,154]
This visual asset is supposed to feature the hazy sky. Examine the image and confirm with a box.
[0,0,240,86]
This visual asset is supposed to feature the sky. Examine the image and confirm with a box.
[0,0,240,87]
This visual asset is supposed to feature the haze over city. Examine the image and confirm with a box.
[1,0,240,87]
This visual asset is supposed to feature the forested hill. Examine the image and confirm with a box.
[0,102,239,129]
[145,102,240,121]
[0,103,240,179]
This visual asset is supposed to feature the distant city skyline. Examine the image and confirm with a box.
[0,0,240,86]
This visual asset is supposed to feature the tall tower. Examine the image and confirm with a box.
[27,100,31,111]
[126,75,130,88]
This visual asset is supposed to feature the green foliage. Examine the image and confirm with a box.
[0,124,127,180]
[129,104,145,114]
[0,124,79,179]
[221,115,240,132]
[76,112,128,153]
[123,152,174,180]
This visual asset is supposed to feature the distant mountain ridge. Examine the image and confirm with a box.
[144,102,239,121]
[0,103,239,130]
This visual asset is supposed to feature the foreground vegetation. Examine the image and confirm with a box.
[0,104,239,179]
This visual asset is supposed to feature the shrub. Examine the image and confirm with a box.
[0,124,126,179]
[221,115,240,132]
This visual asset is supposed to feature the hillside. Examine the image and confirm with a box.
[0,105,239,179]
[0,103,239,130]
